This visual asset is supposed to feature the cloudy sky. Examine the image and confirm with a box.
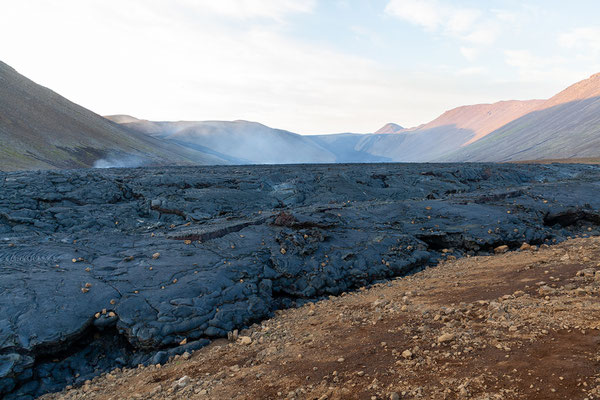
[2,0,600,133]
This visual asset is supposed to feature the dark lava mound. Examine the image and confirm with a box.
[1,163,600,399]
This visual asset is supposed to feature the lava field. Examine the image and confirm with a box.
[1,163,600,399]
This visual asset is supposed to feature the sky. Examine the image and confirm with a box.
[1,0,600,134]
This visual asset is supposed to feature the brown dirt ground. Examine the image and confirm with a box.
[41,237,600,400]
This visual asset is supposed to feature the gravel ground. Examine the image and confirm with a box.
[41,236,600,400]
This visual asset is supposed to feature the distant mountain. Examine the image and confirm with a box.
[348,126,475,162]
[0,61,226,171]
[441,73,600,162]
[362,99,544,161]
[544,72,600,108]
[6,55,598,170]
[108,116,400,164]
[106,116,338,164]
[305,133,392,163]
[416,100,545,145]
[107,72,600,164]
[374,123,405,134]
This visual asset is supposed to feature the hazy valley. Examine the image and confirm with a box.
[2,60,600,171]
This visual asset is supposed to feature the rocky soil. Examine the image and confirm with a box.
[41,236,600,399]
[1,163,600,398]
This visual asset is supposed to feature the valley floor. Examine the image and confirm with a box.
[41,236,600,400]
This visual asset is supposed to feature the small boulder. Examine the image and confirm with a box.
[437,333,455,343]
[173,375,190,390]
[538,285,556,295]
[494,245,509,254]
[239,336,252,345]
[577,268,596,277]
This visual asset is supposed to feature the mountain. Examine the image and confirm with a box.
[107,116,343,164]
[108,116,400,164]
[305,133,391,163]
[441,73,600,162]
[109,72,600,164]
[347,126,475,161]
[12,52,597,169]
[374,123,405,134]
[106,96,555,164]
[0,61,226,171]
[360,99,545,162]
[416,100,545,145]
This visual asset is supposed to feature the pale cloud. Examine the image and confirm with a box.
[0,0,411,133]
[558,27,600,54]
[504,50,538,69]
[351,26,384,46]
[385,0,498,45]
[491,9,518,23]
[445,9,482,35]
[1,1,596,133]
[456,66,487,76]
[178,0,316,20]
[385,0,502,64]
[459,47,479,62]
[463,25,500,45]
[502,49,582,85]
[556,27,600,79]
[385,0,443,31]
[504,50,563,70]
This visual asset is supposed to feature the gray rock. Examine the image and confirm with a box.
[0,163,599,398]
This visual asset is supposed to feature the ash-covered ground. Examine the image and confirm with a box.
[1,163,599,399]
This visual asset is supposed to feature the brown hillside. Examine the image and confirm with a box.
[544,73,600,108]
[0,61,225,170]
[418,100,545,145]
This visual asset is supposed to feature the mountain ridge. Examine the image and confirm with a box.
[3,58,600,170]
[374,122,405,134]
[440,72,600,161]
[109,69,600,164]
[106,116,339,164]
[415,99,545,145]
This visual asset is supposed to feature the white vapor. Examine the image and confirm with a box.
[93,155,146,169]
